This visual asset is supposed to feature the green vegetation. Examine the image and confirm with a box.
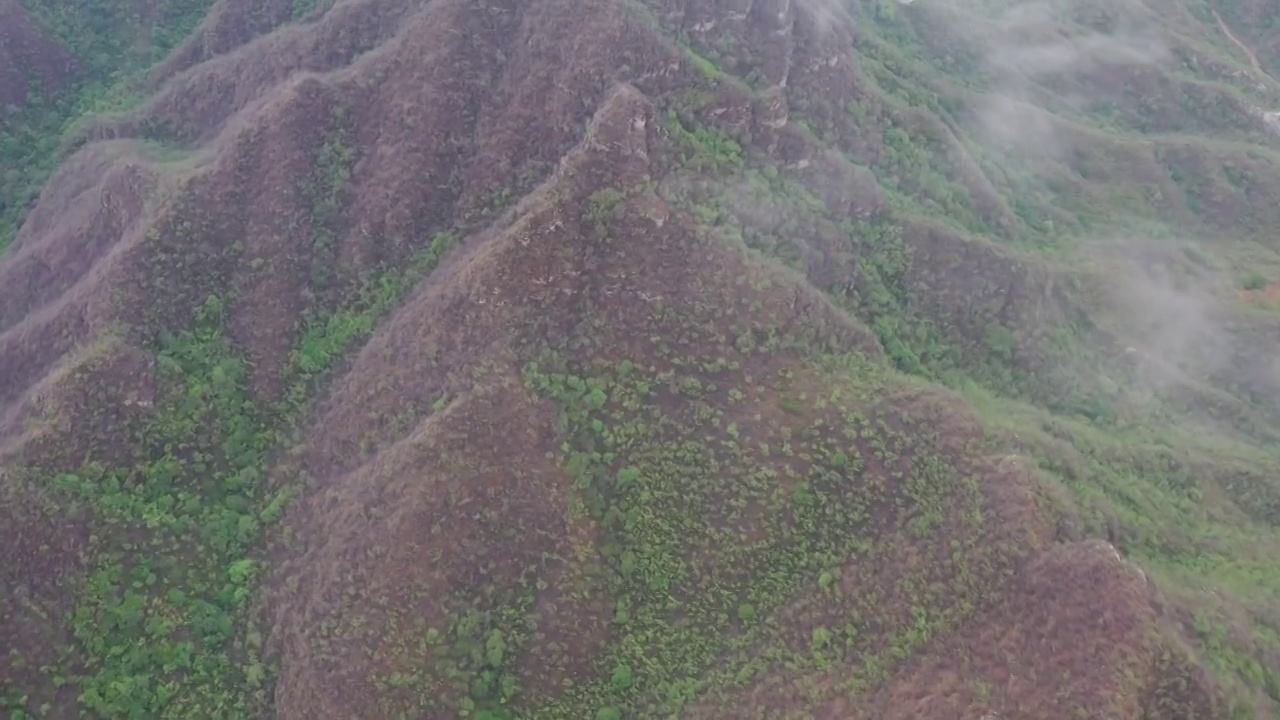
[359,282,1021,717]
[960,383,1280,716]
[0,110,464,716]
[2,223,460,717]
[7,0,1280,717]
[289,229,455,400]
[301,116,357,292]
[658,111,964,385]
[46,296,275,718]
[509,351,1004,717]
[648,4,1280,712]
[1241,271,1269,291]
[289,0,335,20]
[0,0,218,251]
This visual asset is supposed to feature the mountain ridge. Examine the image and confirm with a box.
[3,0,1280,717]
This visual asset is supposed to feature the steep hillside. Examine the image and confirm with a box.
[3,0,1280,718]
[0,0,224,249]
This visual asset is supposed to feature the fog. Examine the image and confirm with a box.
[972,0,1169,156]
[780,0,1267,415]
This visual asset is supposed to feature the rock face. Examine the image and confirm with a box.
[1263,110,1280,135]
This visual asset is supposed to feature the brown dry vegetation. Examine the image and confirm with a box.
[4,0,1280,718]
[0,0,77,108]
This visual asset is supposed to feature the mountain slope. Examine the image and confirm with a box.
[3,0,1280,718]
